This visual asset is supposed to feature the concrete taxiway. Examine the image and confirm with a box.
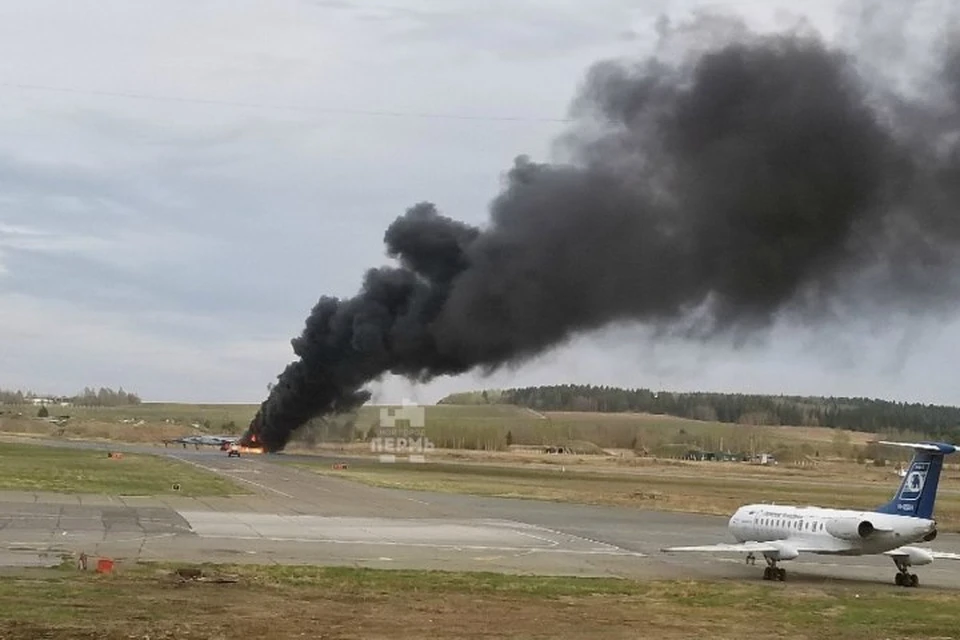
[4,440,960,588]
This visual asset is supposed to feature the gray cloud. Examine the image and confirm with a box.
[2,0,959,406]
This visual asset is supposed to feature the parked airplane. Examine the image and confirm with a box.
[662,441,960,586]
[163,435,238,448]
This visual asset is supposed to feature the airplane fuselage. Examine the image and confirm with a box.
[663,442,959,586]
[728,504,937,556]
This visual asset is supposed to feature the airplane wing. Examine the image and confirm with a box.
[663,538,850,555]
[663,541,785,553]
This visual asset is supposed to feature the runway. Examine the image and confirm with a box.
[4,440,960,588]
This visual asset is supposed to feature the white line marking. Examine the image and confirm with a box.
[4,532,180,548]
[168,456,294,498]
[189,534,647,556]
[501,520,631,553]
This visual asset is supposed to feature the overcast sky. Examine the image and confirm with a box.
[2,0,958,405]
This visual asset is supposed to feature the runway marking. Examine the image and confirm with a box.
[404,497,430,505]
[511,529,561,548]
[1,512,177,523]
[4,532,180,548]
[189,534,648,556]
[501,520,633,553]
[169,456,294,498]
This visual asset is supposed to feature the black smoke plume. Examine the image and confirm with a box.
[244,10,960,452]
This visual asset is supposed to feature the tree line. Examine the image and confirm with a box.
[439,384,960,438]
[0,386,141,406]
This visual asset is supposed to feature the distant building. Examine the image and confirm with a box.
[682,450,741,462]
[28,397,71,407]
[751,453,777,465]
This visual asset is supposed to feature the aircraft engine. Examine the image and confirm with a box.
[825,518,879,540]
[893,546,934,566]
[923,528,938,542]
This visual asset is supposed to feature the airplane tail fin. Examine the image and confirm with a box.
[873,441,959,519]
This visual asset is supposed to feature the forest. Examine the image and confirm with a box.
[0,386,142,407]
[439,385,960,438]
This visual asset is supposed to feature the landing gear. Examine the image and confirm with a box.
[762,556,786,581]
[893,559,919,587]
[745,552,757,565]
[894,573,919,587]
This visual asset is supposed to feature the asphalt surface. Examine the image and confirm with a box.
[4,437,960,589]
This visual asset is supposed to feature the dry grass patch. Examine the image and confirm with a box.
[2,564,959,640]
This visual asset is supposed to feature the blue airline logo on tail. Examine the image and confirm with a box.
[899,462,929,502]
[874,441,958,519]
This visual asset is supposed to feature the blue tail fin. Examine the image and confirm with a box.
[874,441,959,519]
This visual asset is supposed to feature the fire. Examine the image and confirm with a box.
[236,429,262,452]
[238,446,264,454]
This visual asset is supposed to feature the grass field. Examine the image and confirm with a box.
[0,441,245,496]
[2,563,958,639]
[348,404,882,455]
[0,402,259,446]
[0,401,884,455]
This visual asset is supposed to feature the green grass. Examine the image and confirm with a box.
[151,562,651,596]
[3,400,884,460]
[2,563,960,639]
[345,403,879,454]
[30,402,261,427]
[0,441,246,496]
